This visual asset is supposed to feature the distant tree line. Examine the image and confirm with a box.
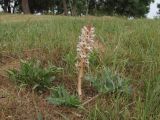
[0,0,155,17]
[158,3,160,15]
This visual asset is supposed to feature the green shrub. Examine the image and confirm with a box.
[47,85,80,107]
[7,59,62,92]
[85,67,131,94]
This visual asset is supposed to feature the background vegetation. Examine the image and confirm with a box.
[0,15,160,119]
[0,0,156,17]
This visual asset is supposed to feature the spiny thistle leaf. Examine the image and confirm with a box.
[47,86,80,107]
[7,59,63,92]
[85,67,131,94]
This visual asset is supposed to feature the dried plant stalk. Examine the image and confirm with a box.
[76,25,95,99]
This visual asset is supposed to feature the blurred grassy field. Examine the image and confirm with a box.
[0,15,160,120]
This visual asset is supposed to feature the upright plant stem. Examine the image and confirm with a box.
[77,61,84,100]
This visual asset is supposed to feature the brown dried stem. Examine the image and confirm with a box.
[77,61,84,100]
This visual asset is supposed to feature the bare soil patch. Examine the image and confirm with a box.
[0,49,98,120]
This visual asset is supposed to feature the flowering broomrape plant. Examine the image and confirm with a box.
[76,25,95,99]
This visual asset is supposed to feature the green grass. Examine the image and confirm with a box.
[1,15,160,119]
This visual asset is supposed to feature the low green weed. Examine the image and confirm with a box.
[47,85,80,107]
[7,59,62,92]
[85,67,131,94]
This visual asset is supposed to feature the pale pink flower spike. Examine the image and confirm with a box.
[76,25,95,100]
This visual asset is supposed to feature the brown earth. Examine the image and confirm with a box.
[0,50,98,120]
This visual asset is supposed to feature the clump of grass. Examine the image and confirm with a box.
[140,75,160,119]
[7,59,62,92]
[85,67,131,94]
[47,85,80,107]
